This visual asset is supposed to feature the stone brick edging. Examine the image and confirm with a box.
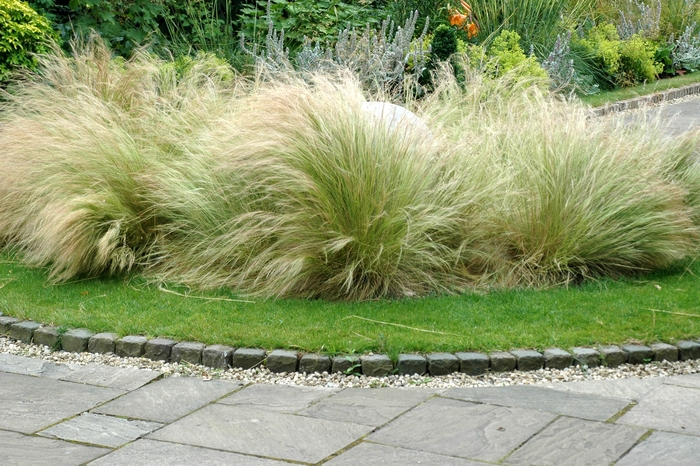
[591,82,700,117]
[2,314,700,377]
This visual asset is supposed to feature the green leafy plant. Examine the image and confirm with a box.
[238,0,383,53]
[0,0,55,82]
[618,33,663,85]
[485,30,547,79]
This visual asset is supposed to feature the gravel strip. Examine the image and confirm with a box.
[2,336,699,390]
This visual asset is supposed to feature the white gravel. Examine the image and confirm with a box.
[2,335,699,389]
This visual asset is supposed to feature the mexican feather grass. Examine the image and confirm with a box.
[1,38,699,299]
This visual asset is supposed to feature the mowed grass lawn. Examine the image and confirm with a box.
[2,254,700,356]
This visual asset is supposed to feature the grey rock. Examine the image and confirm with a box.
[88,333,118,354]
[361,354,393,377]
[299,387,436,427]
[0,429,109,466]
[331,355,361,375]
[650,342,679,362]
[543,348,573,369]
[505,416,645,466]
[426,352,459,375]
[33,326,61,349]
[617,384,700,435]
[571,347,601,367]
[202,344,234,369]
[444,385,630,421]
[116,335,148,358]
[622,344,654,364]
[93,377,243,423]
[61,328,95,353]
[89,439,286,466]
[0,316,20,334]
[599,345,627,367]
[676,340,700,361]
[0,371,124,434]
[489,351,516,372]
[396,354,426,375]
[325,442,483,466]
[511,349,544,371]
[298,353,331,374]
[266,349,298,374]
[232,348,266,369]
[616,431,700,466]
[367,397,555,463]
[171,341,205,365]
[143,338,177,361]
[39,413,162,448]
[219,384,338,413]
[456,352,489,375]
[149,403,373,464]
[9,321,41,343]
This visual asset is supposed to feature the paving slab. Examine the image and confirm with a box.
[88,439,287,465]
[38,413,162,448]
[0,352,71,378]
[368,397,555,463]
[0,371,124,434]
[443,385,630,421]
[664,372,700,389]
[325,441,485,466]
[503,416,646,466]
[93,376,243,423]
[148,403,373,464]
[541,376,663,401]
[617,383,700,435]
[218,383,339,413]
[0,429,109,466]
[616,431,700,466]
[57,363,161,391]
[299,387,438,427]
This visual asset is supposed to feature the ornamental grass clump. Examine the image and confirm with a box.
[0,36,239,281]
[423,64,700,286]
[148,73,500,299]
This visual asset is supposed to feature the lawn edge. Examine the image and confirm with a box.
[2,314,699,377]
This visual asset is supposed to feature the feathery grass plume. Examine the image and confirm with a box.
[148,71,500,300]
[0,35,240,281]
[422,60,700,286]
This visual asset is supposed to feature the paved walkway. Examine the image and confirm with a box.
[3,96,700,465]
[2,352,700,465]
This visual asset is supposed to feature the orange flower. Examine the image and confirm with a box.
[449,12,467,27]
[467,22,479,39]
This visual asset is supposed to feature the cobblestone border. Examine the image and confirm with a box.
[3,314,700,377]
[590,82,700,117]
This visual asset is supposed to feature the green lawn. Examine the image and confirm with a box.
[579,72,700,107]
[2,255,700,356]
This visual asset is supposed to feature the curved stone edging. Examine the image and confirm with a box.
[2,314,700,377]
[591,82,700,117]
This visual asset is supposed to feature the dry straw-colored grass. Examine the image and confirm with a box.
[1,38,699,299]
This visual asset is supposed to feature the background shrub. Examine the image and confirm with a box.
[237,0,383,54]
[0,0,55,82]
